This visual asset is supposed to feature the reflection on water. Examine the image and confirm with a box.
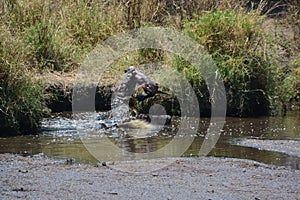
[0,111,299,169]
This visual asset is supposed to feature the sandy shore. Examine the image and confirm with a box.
[237,139,300,157]
[1,153,299,200]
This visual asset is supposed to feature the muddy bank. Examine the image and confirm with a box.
[43,71,212,116]
[45,80,113,112]
[236,139,300,157]
[1,154,299,199]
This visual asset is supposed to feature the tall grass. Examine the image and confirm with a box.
[1,0,126,71]
[265,0,300,110]
[0,26,49,135]
[183,8,280,116]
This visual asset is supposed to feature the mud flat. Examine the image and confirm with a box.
[1,153,299,200]
[237,139,300,157]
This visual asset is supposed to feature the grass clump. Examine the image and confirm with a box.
[183,9,280,116]
[1,0,126,72]
[0,27,49,135]
[2,0,77,71]
[280,55,300,110]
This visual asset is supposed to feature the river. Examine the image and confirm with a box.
[0,111,299,169]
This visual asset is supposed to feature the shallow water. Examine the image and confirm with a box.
[0,111,299,169]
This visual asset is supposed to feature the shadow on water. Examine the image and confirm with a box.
[0,111,299,169]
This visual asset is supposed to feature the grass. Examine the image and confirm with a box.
[182,8,280,116]
[0,25,50,135]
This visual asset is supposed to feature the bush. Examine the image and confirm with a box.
[183,9,280,116]
[0,26,49,135]
[280,55,300,109]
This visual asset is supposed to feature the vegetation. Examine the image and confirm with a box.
[280,55,300,110]
[183,9,277,116]
[0,26,49,135]
[0,0,299,134]
[275,1,300,111]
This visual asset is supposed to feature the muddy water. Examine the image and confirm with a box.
[0,112,299,169]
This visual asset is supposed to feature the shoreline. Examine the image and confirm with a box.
[236,139,300,158]
[1,153,299,199]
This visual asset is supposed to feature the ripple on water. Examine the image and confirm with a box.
[0,111,299,169]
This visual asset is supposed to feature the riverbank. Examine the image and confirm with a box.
[1,153,299,199]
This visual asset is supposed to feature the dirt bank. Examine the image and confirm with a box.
[1,154,299,200]
[41,71,114,112]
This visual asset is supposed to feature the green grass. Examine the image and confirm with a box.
[0,25,49,135]
[183,8,281,116]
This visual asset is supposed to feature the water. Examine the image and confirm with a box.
[0,112,299,169]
